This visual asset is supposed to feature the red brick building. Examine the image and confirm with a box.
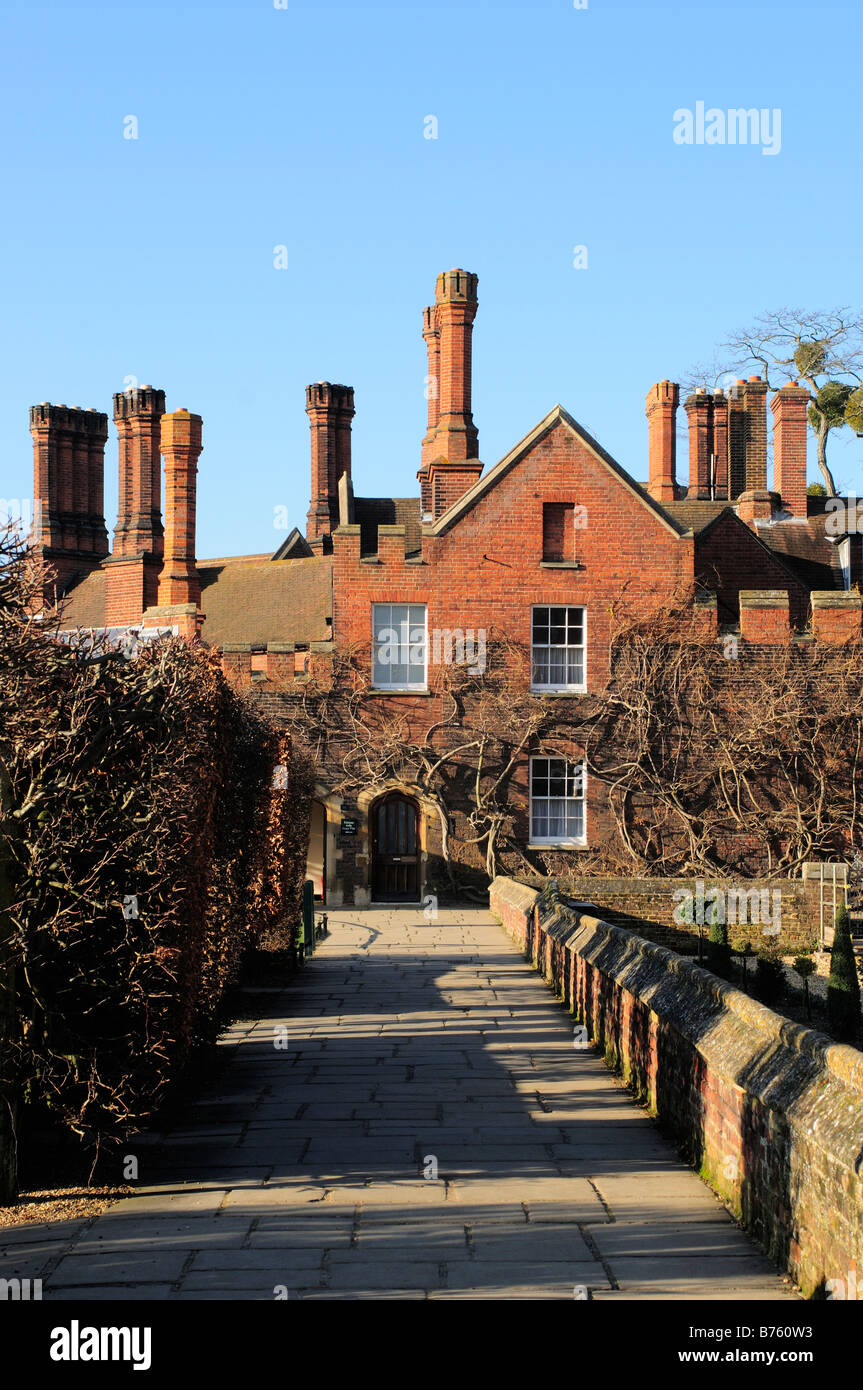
[32,269,863,904]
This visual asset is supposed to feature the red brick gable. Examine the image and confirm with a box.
[432,405,686,540]
[333,408,695,693]
[693,509,810,626]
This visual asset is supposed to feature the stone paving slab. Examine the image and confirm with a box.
[4,906,799,1302]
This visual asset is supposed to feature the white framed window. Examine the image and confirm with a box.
[531,605,586,691]
[372,603,427,690]
[529,757,586,846]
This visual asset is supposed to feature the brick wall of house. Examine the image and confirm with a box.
[333,415,695,698]
[241,617,862,904]
[490,877,863,1298]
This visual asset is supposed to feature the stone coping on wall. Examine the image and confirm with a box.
[489,875,863,1294]
[490,876,863,1114]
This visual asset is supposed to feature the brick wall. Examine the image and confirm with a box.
[490,876,863,1298]
[334,416,694,695]
[547,875,817,954]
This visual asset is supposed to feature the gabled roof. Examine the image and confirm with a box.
[271,528,314,561]
[688,505,825,603]
[658,501,843,592]
[759,513,844,591]
[431,404,688,539]
[662,500,730,533]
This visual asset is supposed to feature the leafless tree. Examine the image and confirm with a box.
[685,308,863,494]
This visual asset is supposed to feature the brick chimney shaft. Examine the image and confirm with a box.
[29,404,109,597]
[771,382,810,519]
[305,382,354,542]
[645,380,679,501]
[712,391,728,499]
[421,305,441,470]
[157,409,203,608]
[685,390,713,499]
[112,387,166,559]
[743,377,769,493]
[431,269,479,463]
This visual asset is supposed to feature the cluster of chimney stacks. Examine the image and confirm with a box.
[645,377,810,522]
[306,269,485,548]
[29,272,814,623]
[30,390,203,633]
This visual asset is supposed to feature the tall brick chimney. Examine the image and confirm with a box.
[105,386,166,625]
[712,389,728,500]
[417,270,483,519]
[645,380,679,502]
[430,269,479,463]
[112,386,165,559]
[737,376,774,527]
[157,409,202,608]
[305,382,354,546]
[420,304,441,471]
[743,377,769,493]
[30,403,109,602]
[771,382,810,519]
[685,390,712,499]
[728,382,747,498]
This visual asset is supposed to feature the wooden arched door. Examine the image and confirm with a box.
[371,793,420,901]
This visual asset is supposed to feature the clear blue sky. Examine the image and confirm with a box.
[1,0,860,558]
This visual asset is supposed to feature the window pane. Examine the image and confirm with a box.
[529,757,585,843]
[531,606,585,688]
[373,603,427,685]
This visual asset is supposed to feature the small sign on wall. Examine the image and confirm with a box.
[340,817,359,837]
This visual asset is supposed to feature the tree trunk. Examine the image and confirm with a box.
[815,416,838,495]
[0,759,17,1205]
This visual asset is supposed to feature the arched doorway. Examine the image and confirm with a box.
[371,792,420,901]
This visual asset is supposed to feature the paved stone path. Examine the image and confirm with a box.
[2,908,798,1300]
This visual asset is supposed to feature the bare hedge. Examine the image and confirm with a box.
[0,529,311,1158]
